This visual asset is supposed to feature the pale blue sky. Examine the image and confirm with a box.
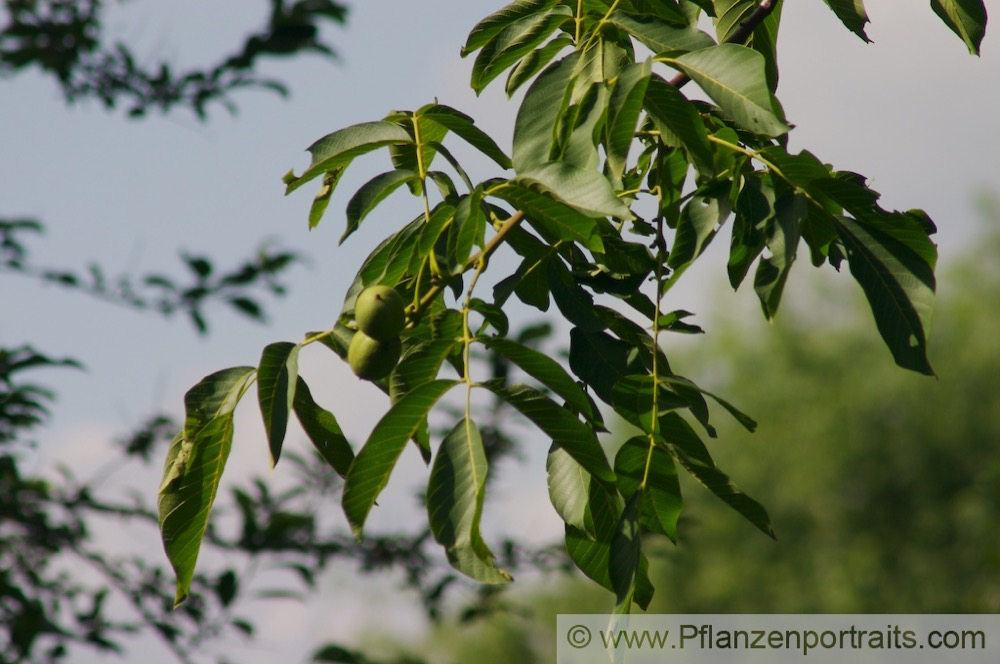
[1,2,997,662]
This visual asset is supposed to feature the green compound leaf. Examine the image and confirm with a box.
[159,366,256,607]
[835,216,936,376]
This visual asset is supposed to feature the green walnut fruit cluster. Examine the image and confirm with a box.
[348,285,405,381]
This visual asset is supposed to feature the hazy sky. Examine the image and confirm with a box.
[1,2,997,662]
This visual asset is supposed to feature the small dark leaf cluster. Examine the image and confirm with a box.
[0,0,348,118]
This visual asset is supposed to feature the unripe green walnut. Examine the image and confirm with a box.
[347,331,401,381]
[354,285,405,341]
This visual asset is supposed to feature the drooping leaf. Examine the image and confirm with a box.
[342,380,460,538]
[446,544,513,584]
[286,121,412,194]
[658,412,774,538]
[308,168,342,229]
[257,342,300,467]
[342,169,418,244]
[835,216,936,375]
[557,82,609,171]
[728,172,774,288]
[513,161,634,219]
[821,0,871,42]
[671,44,790,136]
[480,335,597,422]
[485,382,614,483]
[158,366,256,606]
[931,0,987,55]
[427,418,511,582]
[422,104,513,169]
[293,376,354,478]
[569,328,634,405]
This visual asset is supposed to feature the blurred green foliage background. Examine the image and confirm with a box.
[410,197,1000,664]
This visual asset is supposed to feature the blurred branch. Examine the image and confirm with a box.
[1,219,302,335]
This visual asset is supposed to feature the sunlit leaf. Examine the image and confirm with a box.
[931,0,987,55]
[608,12,715,53]
[643,75,714,177]
[671,44,789,136]
[158,366,256,606]
[492,181,606,252]
[471,7,573,94]
[512,52,580,171]
[506,36,574,96]
[462,0,559,56]
[821,0,871,42]
[606,60,652,184]
[514,161,634,219]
